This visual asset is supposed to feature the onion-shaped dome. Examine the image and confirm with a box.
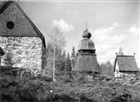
[82,28,91,39]
[78,28,95,50]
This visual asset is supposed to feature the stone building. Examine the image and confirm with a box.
[0,1,46,72]
[114,54,138,77]
[75,28,100,75]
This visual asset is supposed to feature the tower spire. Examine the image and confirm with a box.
[86,20,88,29]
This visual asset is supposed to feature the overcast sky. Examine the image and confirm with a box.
[18,0,139,66]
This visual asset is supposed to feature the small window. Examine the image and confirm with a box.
[7,21,14,29]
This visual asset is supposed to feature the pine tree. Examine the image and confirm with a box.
[71,46,76,70]
[62,51,66,58]
[71,46,75,57]
[4,52,14,67]
[55,47,65,76]
[65,53,72,77]
[4,38,15,67]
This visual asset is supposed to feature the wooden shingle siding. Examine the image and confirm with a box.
[75,55,99,72]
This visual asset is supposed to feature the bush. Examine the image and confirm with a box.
[1,67,140,102]
[37,74,53,82]
[0,74,54,102]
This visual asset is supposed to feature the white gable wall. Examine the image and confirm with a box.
[114,61,122,77]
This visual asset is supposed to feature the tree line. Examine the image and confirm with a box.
[44,26,115,78]
[1,26,121,77]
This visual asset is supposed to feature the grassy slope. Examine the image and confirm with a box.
[0,66,140,102]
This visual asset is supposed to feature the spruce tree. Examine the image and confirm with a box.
[65,53,72,77]
[71,46,75,58]
[4,52,14,67]
[71,46,76,70]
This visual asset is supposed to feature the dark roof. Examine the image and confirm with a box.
[0,1,46,48]
[114,55,138,72]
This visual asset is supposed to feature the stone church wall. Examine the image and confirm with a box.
[0,37,42,72]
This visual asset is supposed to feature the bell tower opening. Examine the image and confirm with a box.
[79,49,96,55]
